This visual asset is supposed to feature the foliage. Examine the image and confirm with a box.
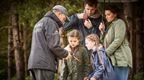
[0,54,7,80]
[0,23,8,80]
[62,0,83,15]
[0,0,83,79]
[0,0,144,80]
[133,72,144,80]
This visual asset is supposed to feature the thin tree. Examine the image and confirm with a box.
[11,7,25,80]
[8,24,14,80]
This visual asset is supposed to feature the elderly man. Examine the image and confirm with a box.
[28,5,68,80]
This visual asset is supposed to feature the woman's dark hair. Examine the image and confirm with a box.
[105,4,131,41]
[84,0,98,7]
[105,4,122,19]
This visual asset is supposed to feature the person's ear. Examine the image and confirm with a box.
[57,11,61,16]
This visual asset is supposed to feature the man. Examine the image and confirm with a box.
[64,0,103,44]
[28,5,68,80]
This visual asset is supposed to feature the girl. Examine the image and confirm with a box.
[85,34,116,80]
[60,29,92,80]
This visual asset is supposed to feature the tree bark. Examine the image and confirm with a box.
[133,1,144,74]
[23,24,28,76]
[124,2,144,78]
[123,3,136,79]
[8,25,14,80]
[11,11,25,80]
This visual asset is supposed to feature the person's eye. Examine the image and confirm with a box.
[73,41,76,42]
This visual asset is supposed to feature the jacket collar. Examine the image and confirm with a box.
[44,12,63,27]
[90,12,101,19]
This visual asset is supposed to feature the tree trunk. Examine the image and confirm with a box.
[23,24,28,76]
[133,1,144,74]
[11,11,25,80]
[8,25,14,80]
[123,3,136,79]
[124,1,144,79]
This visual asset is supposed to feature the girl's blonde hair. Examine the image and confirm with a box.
[67,29,81,40]
[85,34,100,45]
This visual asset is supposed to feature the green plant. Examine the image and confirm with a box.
[133,72,144,80]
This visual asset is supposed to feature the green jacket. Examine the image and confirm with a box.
[101,19,132,68]
[60,45,92,80]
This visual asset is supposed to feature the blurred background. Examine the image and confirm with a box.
[0,0,144,80]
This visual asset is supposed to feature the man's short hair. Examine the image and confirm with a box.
[52,5,68,16]
[84,0,98,7]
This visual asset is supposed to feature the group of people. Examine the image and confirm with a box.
[28,0,132,80]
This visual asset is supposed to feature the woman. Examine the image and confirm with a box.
[99,5,132,80]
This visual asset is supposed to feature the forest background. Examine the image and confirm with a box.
[0,0,144,80]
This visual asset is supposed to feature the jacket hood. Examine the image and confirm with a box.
[44,12,63,27]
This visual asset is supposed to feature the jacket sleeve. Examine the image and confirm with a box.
[45,21,68,59]
[64,14,79,31]
[92,50,105,79]
[83,48,92,76]
[106,19,126,56]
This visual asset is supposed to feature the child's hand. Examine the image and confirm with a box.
[64,45,72,59]
[64,45,71,52]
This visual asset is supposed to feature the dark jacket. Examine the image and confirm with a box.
[28,12,68,72]
[61,45,92,80]
[64,14,102,44]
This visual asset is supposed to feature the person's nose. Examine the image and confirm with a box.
[71,42,74,44]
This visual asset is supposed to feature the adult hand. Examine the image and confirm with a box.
[99,22,105,34]
[83,77,89,80]
[77,13,85,19]
[90,77,96,80]
[84,19,92,29]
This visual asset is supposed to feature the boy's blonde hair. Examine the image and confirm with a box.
[85,34,100,45]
